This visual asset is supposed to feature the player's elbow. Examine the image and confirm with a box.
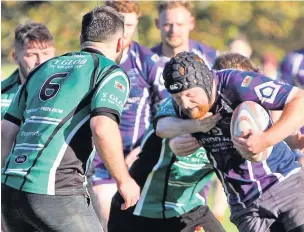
[155,126,166,138]
[90,115,115,140]
[155,119,172,138]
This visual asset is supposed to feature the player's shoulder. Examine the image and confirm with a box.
[291,48,304,56]
[281,49,304,65]
[131,41,161,64]
[159,97,174,110]
[150,43,162,56]
[215,69,261,87]
[1,69,20,92]
[190,39,217,54]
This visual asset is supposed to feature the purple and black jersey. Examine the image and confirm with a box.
[94,41,168,161]
[172,69,301,210]
[92,42,169,185]
[119,41,169,155]
[151,39,217,69]
[279,48,304,134]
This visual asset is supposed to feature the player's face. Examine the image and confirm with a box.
[172,87,210,119]
[158,7,194,49]
[121,12,138,50]
[14,42,55,78]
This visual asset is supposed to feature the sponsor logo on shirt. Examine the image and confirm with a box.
[241,76,253,87]
[151,54,160,63]
[14,154,27,164]
[115,81,125,92]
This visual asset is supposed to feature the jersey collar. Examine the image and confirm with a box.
[81,47,105,57]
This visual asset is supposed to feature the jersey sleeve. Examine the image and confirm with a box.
[91,70,130,123]
[4,85,25,126]
[145,54,170,115]
[153,97,177,129]
[226,70,298,110]
[279,55,293,85]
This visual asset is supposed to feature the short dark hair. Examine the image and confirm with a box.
[14,22,54,49]
[213,53,260,73]
[81,6,124,43]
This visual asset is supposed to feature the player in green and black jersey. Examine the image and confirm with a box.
[108,120,225,232]
[1,23,55,119]
[1,6,140,232]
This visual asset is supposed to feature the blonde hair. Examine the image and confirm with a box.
[157,1,193,14]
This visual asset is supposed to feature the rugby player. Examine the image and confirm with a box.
[155,52,304,232]
[107,122,225,232]
[90,1,169,230]
[1,6,140,232]
[278,48,304,165]
[151,1,218,67]
[151,0,218,204]
[211,53,260,223]
[1,23,55,119]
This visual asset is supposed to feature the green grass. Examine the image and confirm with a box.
[2,64,17,79]
[208,177,238,232]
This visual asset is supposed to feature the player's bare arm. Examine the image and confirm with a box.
[91,115,140,210]
[236,88,304,154]
[168,133,200,156]
[1,120,20,168]
[156,113,220,139]
[271,110,304,150]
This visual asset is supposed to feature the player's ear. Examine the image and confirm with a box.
[189,16,195,31]
[12,51,18,64]
[116,37,123,54]
[155,18,160,30]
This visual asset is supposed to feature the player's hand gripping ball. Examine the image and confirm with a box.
[231,101,273,162]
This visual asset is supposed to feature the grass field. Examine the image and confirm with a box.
[208,176,238,232]
[1,64,238,231]
[2,64,17,78]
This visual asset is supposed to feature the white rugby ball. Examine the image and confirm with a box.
[231,101,273,162]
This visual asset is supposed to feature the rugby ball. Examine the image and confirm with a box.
[231,101,273,162]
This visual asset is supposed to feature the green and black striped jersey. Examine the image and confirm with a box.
[2,48,130,195]
[112,111,214,218]
[1,69,21,120]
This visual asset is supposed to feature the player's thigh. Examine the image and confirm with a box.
[108,201,141,232]
[272,169,304,231]
[180,205,226,232]
[1,184,38,232]
[93,183,118,213]
[289,224,304,232]
[23,194,103,232]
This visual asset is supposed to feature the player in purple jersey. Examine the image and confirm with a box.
[151,0,218,206]
[151,1,217,68]
[280,48,304,90]
[279,48,304,134]
[155,52,304,232]
[90,2,169,231]
[271,48,304,165]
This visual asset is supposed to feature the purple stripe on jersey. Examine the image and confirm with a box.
[94,41,169,170]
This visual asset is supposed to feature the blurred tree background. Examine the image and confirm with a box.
[2,2,303,230]
[2,1,304,67]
